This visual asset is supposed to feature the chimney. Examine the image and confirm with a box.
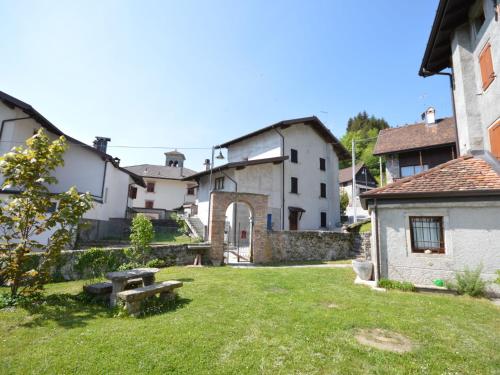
[93,136,111,153]
[204,158,211,171]
[422,107,436,125]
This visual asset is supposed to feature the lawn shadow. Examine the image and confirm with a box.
[136,295,192,318]
[176,278,195,283]
[20,293,115,329]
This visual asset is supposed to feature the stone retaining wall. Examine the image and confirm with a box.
[25,244,200,282]
[265,231,355,263]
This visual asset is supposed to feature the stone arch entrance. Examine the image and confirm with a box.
[209,192,268,265]
[224,201,253,263]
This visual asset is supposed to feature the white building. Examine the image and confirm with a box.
[186,117,349,237]
[0,90,145,244]
[361,0,500,295]
[338,163,378,222]
[125,151,197,219]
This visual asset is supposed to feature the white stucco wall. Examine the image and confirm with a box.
[372,200,500,295]
[0,101,133,224]
[132,178,195,210]
[451,0,500,155]
[227,131,281,162]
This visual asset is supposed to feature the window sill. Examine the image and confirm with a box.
[411,252,448,257]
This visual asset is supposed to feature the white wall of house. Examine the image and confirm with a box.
[132,178,195,210]
[451,0,500,155]
[0,101,135,225]
[371,200,500,295]
[195,122,342,231]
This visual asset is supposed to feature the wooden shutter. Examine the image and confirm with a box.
[490,120,500,159]
[479,43,495,90]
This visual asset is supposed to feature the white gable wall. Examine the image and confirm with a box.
[132,178,195,210]
[0,101,133,223]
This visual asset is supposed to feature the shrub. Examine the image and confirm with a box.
[129,214,154,265]
[495,270,500,285]
[340,191,349,216]
[118,262,142,271]
[378,278,416,292]
[145,258,167,268]
[74,248,120,280]
[0,291,45,309]
[447,265,487,297]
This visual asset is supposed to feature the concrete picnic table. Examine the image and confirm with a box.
[105,268,159,307]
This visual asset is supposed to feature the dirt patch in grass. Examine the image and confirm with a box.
[355,329,414,353]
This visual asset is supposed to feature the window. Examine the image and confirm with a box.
[319,158,326,171]
[214,177,224,190]
[409,216,445,254]
[479,43,495,90]
[146,182,155,193]
[187,187,195,195]
[489,120,500,159]
[320,183,326,198]
[129,186,138,199]
[320,212,327,228]
[400,165,428,178]
[290,177,298,194]
[145,200,154,209]
[291,149,298,163]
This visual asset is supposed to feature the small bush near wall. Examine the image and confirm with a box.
[446,266,487,297]
[378,279,416,292]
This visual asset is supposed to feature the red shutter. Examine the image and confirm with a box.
[479,43,495,90]
[490,120,500,159]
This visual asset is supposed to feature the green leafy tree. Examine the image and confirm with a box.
[129,214,155,264]
[340,190,349,216]
[0,129,93,297]
[340,112,389,178]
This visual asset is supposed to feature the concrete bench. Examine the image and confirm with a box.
[117,280,183,316]
[83,278,144,296]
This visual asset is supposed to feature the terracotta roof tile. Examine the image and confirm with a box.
[361,155,500,197]
[373,117,456,155]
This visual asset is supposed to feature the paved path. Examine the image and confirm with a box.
[229,263,352,269]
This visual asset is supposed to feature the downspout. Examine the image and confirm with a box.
[373,199,381,282]
[99,160,108,201]
[422,69,459,156]
[0,116,33,142]
[220,170,238,246]
[273,127,285,230]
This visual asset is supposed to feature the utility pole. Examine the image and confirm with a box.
[379,157,383,187]
[351,139,357,223]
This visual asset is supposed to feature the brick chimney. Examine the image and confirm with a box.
[93,136,111,153]
[204,159,211,171]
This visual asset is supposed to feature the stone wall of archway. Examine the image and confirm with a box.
[209,192,269,265]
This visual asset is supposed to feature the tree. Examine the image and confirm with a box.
[340,191,349,216]
[0,129,93,297]
[129,214,155,265]
[341,112,389,177]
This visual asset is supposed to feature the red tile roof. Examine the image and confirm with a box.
[361,155,500,199]
[373,117,456,155]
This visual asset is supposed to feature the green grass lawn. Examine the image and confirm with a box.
[1,267,499,374]
[152,232,199,244]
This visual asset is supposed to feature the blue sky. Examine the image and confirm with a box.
[0,0,451,170]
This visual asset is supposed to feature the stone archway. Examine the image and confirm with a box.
[209,192,268,265]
